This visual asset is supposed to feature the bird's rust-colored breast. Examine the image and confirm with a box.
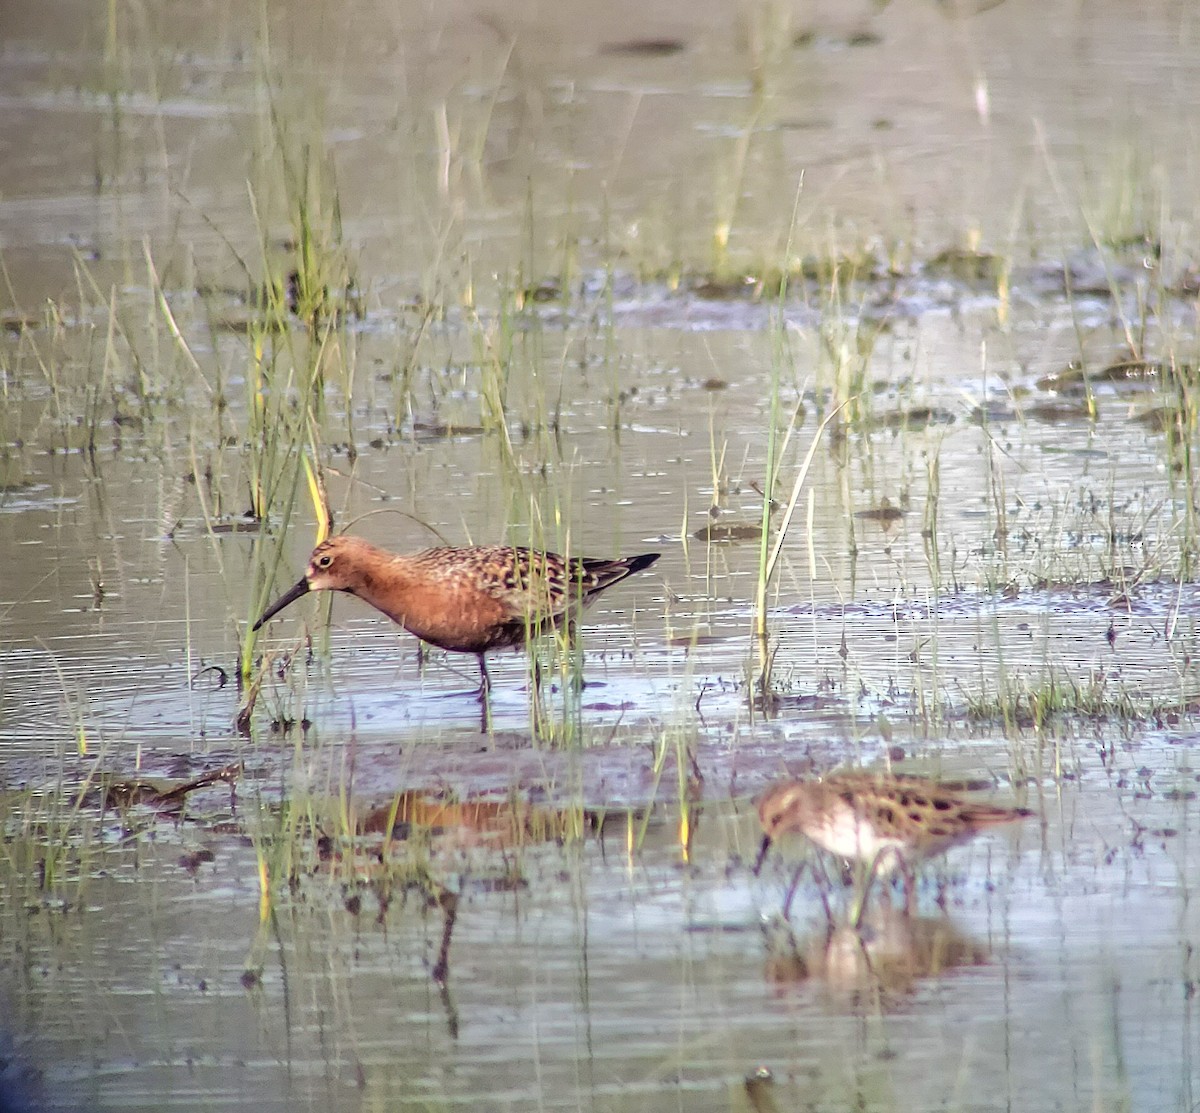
[353,548,528,654]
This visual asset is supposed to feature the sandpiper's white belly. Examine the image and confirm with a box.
[812,802,908,865]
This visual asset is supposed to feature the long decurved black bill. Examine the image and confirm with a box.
[252,578,310,631]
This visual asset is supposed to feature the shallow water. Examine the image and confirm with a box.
[3,0,1200,1109]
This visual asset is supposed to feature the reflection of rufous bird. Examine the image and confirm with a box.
[253,535,660,696]
[756,772,1032,921]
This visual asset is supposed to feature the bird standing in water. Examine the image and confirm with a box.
[755,771,1031,922]
[253,535,660,698]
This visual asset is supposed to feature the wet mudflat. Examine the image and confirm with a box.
[2,0,1200,1109]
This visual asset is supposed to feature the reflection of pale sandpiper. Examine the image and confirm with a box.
[763,902,992,995]
[755,772,1032,921]
[253,535,660,697]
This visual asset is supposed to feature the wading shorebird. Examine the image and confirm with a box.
[754,771,1032,922]
[252,535,660,698]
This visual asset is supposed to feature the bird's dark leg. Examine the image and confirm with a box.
[755,839,826,924]
[477,654,492,733]
[810,859,835,926]
[561,619,584,693]
[781,862,809,921]
[751,833,773,875]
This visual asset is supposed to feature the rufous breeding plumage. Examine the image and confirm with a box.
[253,535,660,697]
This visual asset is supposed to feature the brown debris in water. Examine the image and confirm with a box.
[692,521,763,542]
[868,406,956,430]
[412,420,487,440]
[1134,406,1189,435]
[853,498,905,524]
[925,247,1004,284]
[1037,358,1173,395]
[599,38,687,56]
[97,761,242,813]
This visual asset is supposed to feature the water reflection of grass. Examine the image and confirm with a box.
[1,788,98,901]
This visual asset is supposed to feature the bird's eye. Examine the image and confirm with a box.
[316,554,332,569]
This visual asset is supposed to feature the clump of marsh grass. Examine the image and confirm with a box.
[237,457,331,731]
[963,668,1161,731]
[208,66,366,724]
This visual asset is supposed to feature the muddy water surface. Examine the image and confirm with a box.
[2,0,1200,1109]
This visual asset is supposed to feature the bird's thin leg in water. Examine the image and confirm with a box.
[811,860,836,925]
[476,655,493,733]
[563,621,584,693]
[852,850,891,929]
[782,862,807,920]
[751,834,772,875]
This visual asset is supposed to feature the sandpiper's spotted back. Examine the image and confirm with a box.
[758,772,1031,867]
[253,534,660,696]
[396,544,656,648]
[756,771,1031,919]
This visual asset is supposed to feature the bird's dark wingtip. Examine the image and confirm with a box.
[628,552,661,574]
